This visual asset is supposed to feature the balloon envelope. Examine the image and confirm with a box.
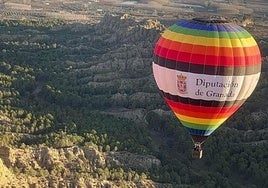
[153,18,261,143]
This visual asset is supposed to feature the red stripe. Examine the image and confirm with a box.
[154,45,261,67]
[165,98,242,115]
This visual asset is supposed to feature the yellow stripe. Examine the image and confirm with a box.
[175,113,227,126]
[162,30,257,48]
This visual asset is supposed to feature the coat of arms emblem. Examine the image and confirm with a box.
[177,74,187,94]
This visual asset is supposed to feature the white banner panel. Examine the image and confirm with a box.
[153,63,260,101]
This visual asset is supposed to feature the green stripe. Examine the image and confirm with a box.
[169,25,251,39]
[180,120,220,131]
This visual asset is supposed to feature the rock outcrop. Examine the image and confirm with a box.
[0,146,163,187]
[0,158,28,187]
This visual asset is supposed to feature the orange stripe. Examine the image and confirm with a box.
[170,105,238,119]
[157,37,260,57]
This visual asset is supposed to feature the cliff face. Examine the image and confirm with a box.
[0,146,162,187]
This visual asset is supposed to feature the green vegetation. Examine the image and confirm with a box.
[0,18,268,187]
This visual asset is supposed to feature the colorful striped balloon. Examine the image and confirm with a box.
[152,18,261,144]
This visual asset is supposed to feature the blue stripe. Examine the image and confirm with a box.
[177,20,244,32]
[185,127,215,136]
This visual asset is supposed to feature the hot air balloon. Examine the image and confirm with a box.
[152,18,261,158]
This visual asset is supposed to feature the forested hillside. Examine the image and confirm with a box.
[0,14,268,187]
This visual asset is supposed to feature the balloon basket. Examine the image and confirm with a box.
[192,142,203,159]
